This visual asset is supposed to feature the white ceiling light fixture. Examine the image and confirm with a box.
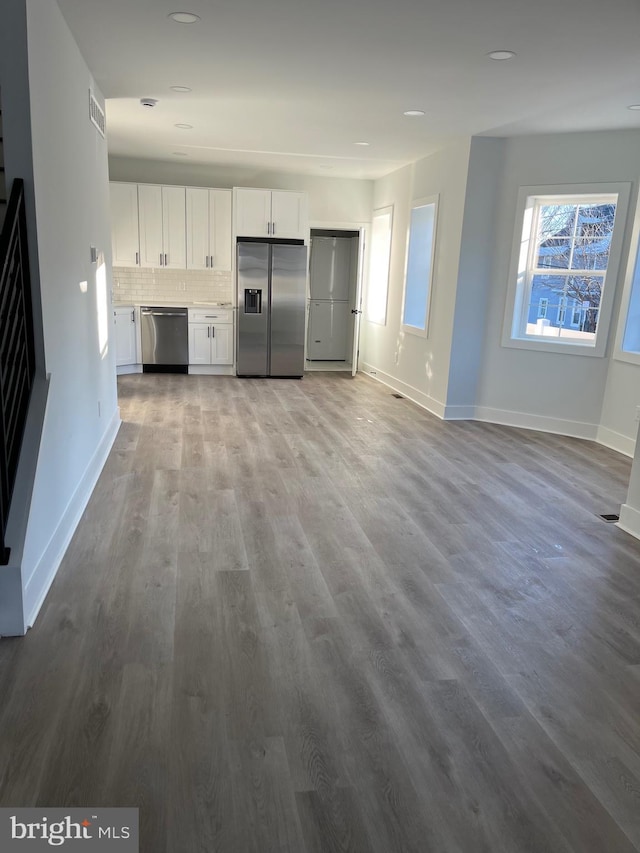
[404,110,425,117]
[170,86,192,93]
[487,50,516,61]
[140,97,158,108]
[627,104,640,110]
[354,141,370,146]
[174,123,193,129]
[168,12,200,23]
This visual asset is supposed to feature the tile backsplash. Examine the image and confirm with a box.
[112,267,233,304]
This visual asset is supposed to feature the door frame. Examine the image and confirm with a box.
[305,220,369,375]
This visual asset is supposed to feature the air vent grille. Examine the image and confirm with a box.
[89,89,105,138]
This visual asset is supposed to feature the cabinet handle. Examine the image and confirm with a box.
[267,221,271,235]
[211,325,215,338]
[135,251,139,265]
[272,221,276,235]
[207,326,210,338]
[210,255,214,267]
[164,253,168,266]
[131,310,135,323]
[160,253,163,266]
[206,255,209,268]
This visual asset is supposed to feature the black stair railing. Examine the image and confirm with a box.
[0,179,35,565]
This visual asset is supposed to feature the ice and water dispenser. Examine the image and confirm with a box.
[244,289,262,313]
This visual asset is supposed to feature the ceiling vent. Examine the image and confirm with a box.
[89,89,105,138]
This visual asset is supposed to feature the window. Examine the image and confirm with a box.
[503,183,630,357]
[366,205,393,325]
[615,191,640,364]
[537,298,548,319]
[401,195,438,336]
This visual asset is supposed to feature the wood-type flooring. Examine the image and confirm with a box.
[1,371,640,852]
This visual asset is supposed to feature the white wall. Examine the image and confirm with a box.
[0,0,119,633]
[360,141,471,414]
[476,130,640,445]
[109,156,374,225]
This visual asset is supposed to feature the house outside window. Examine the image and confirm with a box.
[503,183,630,358]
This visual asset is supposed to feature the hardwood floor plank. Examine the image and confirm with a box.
[1,371,639,852]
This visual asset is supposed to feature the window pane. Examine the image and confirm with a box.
[402,201,436,331]
[539,204,576,240]
[525,273,602,342]
[575,204,616,237]
[571,238,610,270]
[536,238,570,269]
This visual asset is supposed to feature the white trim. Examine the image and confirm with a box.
[23,408,121,631]
[366,205,393,327]
[501,182,631,358]
[595,425,635,457]
[443,404,476,420]
[359,362,446,418]
[614,186,640,362]
[116,363,142,375]
[400,194,439,338]
[618,503,640,541]
[473,405,598,441]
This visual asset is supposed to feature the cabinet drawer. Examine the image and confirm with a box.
[188,308,233,324]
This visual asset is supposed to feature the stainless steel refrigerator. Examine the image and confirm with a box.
[236,241,307,377]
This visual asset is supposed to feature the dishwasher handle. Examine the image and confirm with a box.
[141,309,187,317]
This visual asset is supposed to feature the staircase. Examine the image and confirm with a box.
[0,93,6,232]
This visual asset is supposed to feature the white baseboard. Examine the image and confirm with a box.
[359,362,446,418]
[618,503,640,541]
[188,364,235,376]
[595,425,635,458]
[443,404,476,420]
[473,405,599,441]
[22,407,122,631]
[116,364,142,375]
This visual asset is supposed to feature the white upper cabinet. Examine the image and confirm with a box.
[186,188,232,271]
[110,183,140,267]
[234,188,308,240]
[234,188,272,237]
[138,184,186,269]
[270,191,308,239]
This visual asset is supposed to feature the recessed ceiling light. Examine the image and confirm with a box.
[168,12,200,23]
[487,50,516,61]
[354,141,370,146]
[404,110,425,117]
[174,123,193,129]
[173,151,188,156]
[170,86,192,93]
[627,104,640,110]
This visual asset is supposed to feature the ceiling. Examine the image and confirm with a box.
[57,0,640,180]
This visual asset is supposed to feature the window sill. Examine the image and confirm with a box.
[613,349,640,367]
[501,334,604,358]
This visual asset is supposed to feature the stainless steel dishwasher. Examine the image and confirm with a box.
[140,306,189,372]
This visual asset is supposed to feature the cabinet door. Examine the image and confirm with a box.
[138,184,164,268]
[235,188,271,237]
[211,324,233,364]
[113,308,137,365]
[162,185,187,269]
[271,191,308,239]
[188,323,213,364]
[110,183,140,267]
[186,187,210,271]
[210,189,232,271]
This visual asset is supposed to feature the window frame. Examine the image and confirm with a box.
[614,188,640,366]
[502,182,631,358]
[400,194,439,338]
[366,204,394,326]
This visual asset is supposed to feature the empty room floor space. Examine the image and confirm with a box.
[1,371,640,853]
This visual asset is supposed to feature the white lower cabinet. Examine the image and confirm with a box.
[188,308,233,366]
[113,306,139,367]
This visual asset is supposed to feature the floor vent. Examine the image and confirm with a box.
[391,393,404,399]
[600,514,620,523]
